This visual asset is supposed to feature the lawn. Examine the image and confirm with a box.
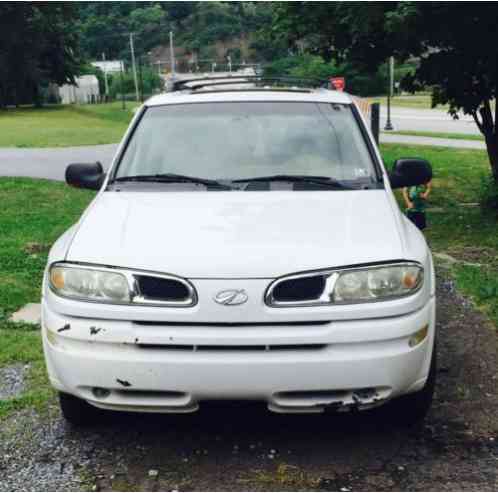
[371,94,495,113]
[382,144,498,326]
[1,144,497,418]
[383,130,484,142]
[0,178,94,417]
[0,102,137,148]
[370,94,441,110]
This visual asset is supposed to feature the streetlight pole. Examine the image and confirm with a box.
[169,31,176,76]
[101,52,109,101]
[129,32,139,102]
[384,56,394,131]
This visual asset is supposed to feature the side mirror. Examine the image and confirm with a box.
[66,162,105,191]
[388,158,432,189]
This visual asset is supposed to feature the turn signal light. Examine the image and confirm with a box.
[408,324,429,347]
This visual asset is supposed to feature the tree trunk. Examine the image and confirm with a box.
[472,101,498,182]
[484,133,498,182]
[33,84,42,108]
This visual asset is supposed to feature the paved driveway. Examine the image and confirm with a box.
[0,144,118,181]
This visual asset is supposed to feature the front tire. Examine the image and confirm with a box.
[59,392,103,426]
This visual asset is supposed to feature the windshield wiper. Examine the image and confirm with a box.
[232,174,352,189]
[114,173,233,190]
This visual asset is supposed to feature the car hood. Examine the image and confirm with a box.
[66,190,404,279]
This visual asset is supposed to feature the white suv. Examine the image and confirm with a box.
[42,77,435,426]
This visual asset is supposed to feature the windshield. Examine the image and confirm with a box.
[115,102,377,187]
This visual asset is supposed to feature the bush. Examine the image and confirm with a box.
[479,174,498,210]
[109,68,162,99]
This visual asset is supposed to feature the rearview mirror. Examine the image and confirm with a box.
[388,158,432,189]
[66,162,105,191]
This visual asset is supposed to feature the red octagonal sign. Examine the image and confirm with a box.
[330,77,346,91]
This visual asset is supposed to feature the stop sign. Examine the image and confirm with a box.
[330,77,346,91]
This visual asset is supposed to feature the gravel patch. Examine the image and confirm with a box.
[0,270,497,491]
[0,364,30,400]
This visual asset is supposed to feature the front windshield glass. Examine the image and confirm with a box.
[115,102,377,185]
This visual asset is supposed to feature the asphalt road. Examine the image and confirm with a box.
[0,105,487,183]
[0,134,485,185]
[0,144,118,181]
[380,106,481,135]
[1,273,497,491]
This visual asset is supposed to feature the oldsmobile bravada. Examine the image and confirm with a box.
[42,77,435,425]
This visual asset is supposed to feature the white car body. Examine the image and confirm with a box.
[42,88,436,415]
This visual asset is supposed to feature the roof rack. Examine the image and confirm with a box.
[171,75,330,93]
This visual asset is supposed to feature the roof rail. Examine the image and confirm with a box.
[171,75,330,92]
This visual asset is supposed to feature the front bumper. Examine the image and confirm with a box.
[42,296,436,414]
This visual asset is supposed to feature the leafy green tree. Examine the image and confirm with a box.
[264,54,388,96]
[77,2,170,60]
[109,66,161,99]
[273,2,498,181]
[77,2,274,69]
[0,2,81,107]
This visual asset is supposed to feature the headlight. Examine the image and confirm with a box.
[333,264,423,302]
[50,264,131,303]
[266,262,423,306]
[48,263,197,306]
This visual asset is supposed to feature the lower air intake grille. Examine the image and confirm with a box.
[137,344,327,352]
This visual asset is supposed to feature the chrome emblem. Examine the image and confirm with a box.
[214,289,248,306]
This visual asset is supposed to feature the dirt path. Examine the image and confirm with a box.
[1,272,497,491]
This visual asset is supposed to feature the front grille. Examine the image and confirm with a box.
[134,275,193,304]
[271,275,326,302]
[137,343,327,352]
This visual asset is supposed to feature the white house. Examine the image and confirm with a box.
[59,75,100,104]
[91,60,124,74]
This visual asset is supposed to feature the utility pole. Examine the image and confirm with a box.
[129,32,139,102]
[138,57,144,102]
[120,62,126,110]
[169,31,176,75]
[384,56,394,131]
[101,52,109,100]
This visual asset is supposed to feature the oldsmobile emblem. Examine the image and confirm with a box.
[214,289,249,306]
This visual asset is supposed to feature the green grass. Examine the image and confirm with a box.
[381,143,498,325]
[0,178,94,418]
[371,94,495,112]
[0,178,94,314]
[0,321,54,418]
[383,130,484,142]
[370,94,442,110]
[0,102,137,148]
[1,145,497,417]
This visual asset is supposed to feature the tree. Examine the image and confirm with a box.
[0,2,81,107]
[77,2,170,60]
[273,2,498,181]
